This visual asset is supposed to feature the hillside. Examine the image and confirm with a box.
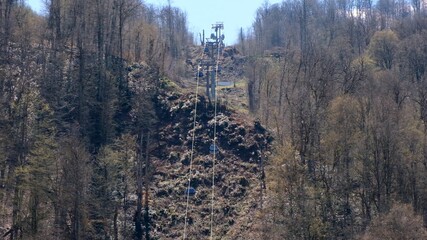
[3,0,427,239]
[151,90,271,239]
[123,50,272,239]
[0,37,273,239]
[2,2,263,239]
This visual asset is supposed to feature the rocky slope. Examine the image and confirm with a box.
[128,44,275,239]
[143,88,272,239]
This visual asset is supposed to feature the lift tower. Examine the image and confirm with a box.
[200,22,225,103]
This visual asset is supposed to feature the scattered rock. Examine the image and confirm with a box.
[156,189,169,197]
[239,177,250,187]
[143,78,273,239]
[168,151,180,163]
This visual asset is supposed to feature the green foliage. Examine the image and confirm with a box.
[159,77,181,91]
[59,135,91,239]
[89,134,137,238]
[367,30,399,70]
[98,134,136,196]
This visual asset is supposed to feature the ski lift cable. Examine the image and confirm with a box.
[183,47,205,239]
[210,34,222,240]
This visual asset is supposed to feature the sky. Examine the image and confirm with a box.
[25,0,283,45]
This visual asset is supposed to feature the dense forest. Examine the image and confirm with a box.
[2,0,427,239]
[239,0,427,239]
[0,0,192,239]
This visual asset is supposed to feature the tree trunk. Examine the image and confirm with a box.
[144,132,151,240]
[135,132,144,240]
[113,205,118,240]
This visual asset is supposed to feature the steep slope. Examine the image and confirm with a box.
[0,39,271,239]
[131,44,275,239]
[145,89,272,239]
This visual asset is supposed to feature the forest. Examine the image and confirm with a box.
[1,0,427,239]
[240,0,427,239]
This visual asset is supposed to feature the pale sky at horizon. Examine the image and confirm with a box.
[26,0,284,45]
